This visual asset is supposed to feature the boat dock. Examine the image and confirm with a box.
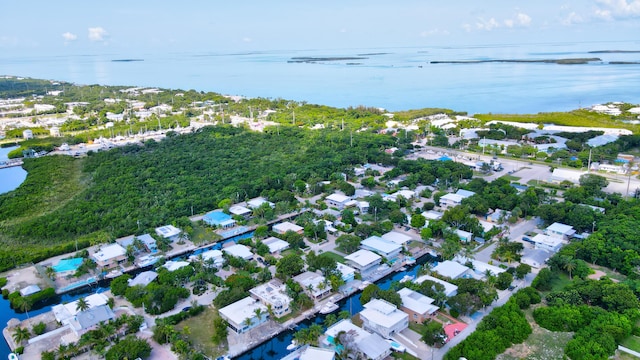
[0,159,23,169]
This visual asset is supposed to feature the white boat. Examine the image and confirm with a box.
[404,257,416,265]
[137,255,162,267]
[319,302,339,314]
[8,353,19,360]
[286,340,299,351]
[105,269,123,279]
[399,275,415,283]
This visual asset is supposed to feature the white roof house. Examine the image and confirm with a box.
[397,287,439,317]
[432,260,471,279]
[545,222,576,239]
[128,271,158,287]
[439,193,465,208]
[155,225,182,240]
[218,296,268,334]
[246,197,275,209]
[422,210,444,220]
[455,229,474,242]
[521,248,552,268]
[381,231,413,246]
[456,189,476,198]
[325,193,352,209]
[359,299,409,338]
[91,243,127,268]
[298,346,335,360]
[293,271,331,299]
[531,234,564,253]
[69,305,116,336]
[249,280,292,317]
[323,319,391,360]
[336,263,356,282]
[262,237,290,254]
[52,293,109,325]
[272,221,304,235]
[223,244,254,260]
[20,285,41,297]
[229,205,252,218]
[162,260,191,272]
[345,250,382,272]
[189,249,224,267]
[415,275,458,297]
[360,236,402,259]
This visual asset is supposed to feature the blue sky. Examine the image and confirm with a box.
[1,0,640,55]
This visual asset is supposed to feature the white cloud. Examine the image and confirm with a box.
[242,37,252,43]
[595,0,640,19]
[62,32,77,42]
[562,11,585,25]
[504,19,515,28]
[476,17,500,31]
[88,27,108,42]
[472,12,531,31]
[517,13,532,26]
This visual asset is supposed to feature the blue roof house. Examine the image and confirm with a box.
[203,210,236,229]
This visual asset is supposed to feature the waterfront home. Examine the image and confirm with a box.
[69,305,116,336]
[322,319,391,360]
[189,249,225,267]
[298,346,335,360]
[223,244,254,260]
[531,234,564,253]
[19,285,41,297]
[246,197,275,209]
[218,296,268,334]
[229,205,252,219]
[360,236,402,260]
[325,193,353,210]
[521,248,552,268]
[336,263,356,283]
[545,222,576,239]
[415,274,458,297]
[293,271,331,300]
[272,221,304,235]
[381,231,412,247]
[154,225,182,241]
[249,280,292,318]
[162,260,191,272]
[262,236,290,254]
[91,243,127,270]
[397,287,439,323]
[439,189,475,208]
[359,299,409,339]
[432,260,471,280]
[202,210,236,229]
[386,189,416,202]
[53,293,110,326]
[128,271,158,287]
[344,250,382,273]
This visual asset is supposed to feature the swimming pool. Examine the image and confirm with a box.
[53,258,83,273]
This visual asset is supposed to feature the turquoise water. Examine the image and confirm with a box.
[0,146,27,195]
[52,258,83,273]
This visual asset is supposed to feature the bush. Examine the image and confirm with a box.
[15,346,24,354]
[449,308,460,318]
[0,277,7,288]
[32,322,46,335]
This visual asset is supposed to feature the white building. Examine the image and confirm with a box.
[323,320,391,360]
[360,236,402,259]
[91,243,127,269]
[439,193,465,208]
[432,260,471,280]
[397,287,439,323]
[249,280,292,318]
[345,250,382,273]
[229,205,252,218]
[247,197,275,209]
[359,299,409,338]
[218,297,268,334]
[52,293,109,326]
[325,193,352,210]
[162,260,191,272]
[128,271,158,287]
[223,244,254,260]
[336,263,356,283]
[155,225,182,241]
[381,231,413,247]
[415,274,458,297]
[545,222,576,239]
[293,271,331,299]
[189,249,224,268]
[521,248,552,268]
[273,221,304,235]
[531,234,564,253]
[262,236,290,254]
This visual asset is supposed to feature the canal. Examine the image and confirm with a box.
[0,146,27,195]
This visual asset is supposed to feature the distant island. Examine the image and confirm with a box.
[111,59,144,62]
[430,58,601,65]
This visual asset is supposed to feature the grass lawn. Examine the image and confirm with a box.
[497,309,573,360]
[616,351,640,360]
[176,306,227,358]
[620,336,640,352]
[320,251,346,264]
[409,321,426,334]
[392,353,420,360]
[588,263,627,282]
[546,272,573,293]
[501,175,522,182]
[190,223,221,246]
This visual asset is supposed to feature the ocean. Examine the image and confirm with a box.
[1,41,640,114]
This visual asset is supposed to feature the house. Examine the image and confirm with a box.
[531,234,564,253]
[52,293,110,327]
[162,260,191,272]
[432,260,471,280]
[322,319,391,360]
[360,236,402,259]
[336,263,356,283]
[128,271,158,287]
[345,250,382,273]
[357,201,370,214]
[550,168,584,184]
[126,233,158,253]
[155,225,182,241]
[381,231,413,247]
[388,189,415,202]
[439,193,465,208]
[249,280,292,318]
[223,244,254,260]
[91,243,127,269]
[189,249,224,268]
[521,248,552,268]
[246,197,275,209]
[69,305,116,336]
[262,237,290,254]
[272,221,304,235]
[414,275,458,297]
[545,222,576,239]
[397,287,439,323]
[229,205,252,219]
[20,285,41,297]
[422,210,444,221]
[455,229,474,243]
[293,271,331,300]
[359,299,409,338]
[218,296,268,334]
[325,193,352,210]
[202,210,236,229]
[298,346,335,360]
[487,209,507,223]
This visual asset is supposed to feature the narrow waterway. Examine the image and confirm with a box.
[0,146,27,195]
[235,254,436,360]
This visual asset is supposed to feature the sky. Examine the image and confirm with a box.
[1,0,640,56]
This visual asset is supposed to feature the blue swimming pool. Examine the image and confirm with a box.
[52,258,83,273]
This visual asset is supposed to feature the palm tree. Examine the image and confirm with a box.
[254,308,264,327]
[106,297,115,309]
[76,297,90,312]
[12,327,30,345]
[563,257,577,280]
[18,300,31,319]
[45,266,56,281]
[243,317,253,333]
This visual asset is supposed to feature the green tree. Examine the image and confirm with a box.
[421,320,446,347]
[410,213,426,228]
[110,274,131,296]
[105,335,152,360]
[514,263,531,280]
[12,327,30,345]
[495,272,514,290]
[579,174,609,195]
[276,253,304,279]
[76,297,90,312]
[335,234,361,254]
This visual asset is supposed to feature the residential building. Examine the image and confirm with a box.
[229,205,252,219]
[432,260,471,280]
[360,236,402,259]
[155,225,182,241]
[223,244,254,260]
[218,297,268,334]
[128,271,158,287]
[135,233,158,252]
[456,189,476,198]
[439,193,465,208]
[545,222,576,239]
[359,299,409,338]
[298,346,335,360]
[249,280,292,318]
[387,189,415,202]
[521,248,552,268]
[273,221,304,235]
[202,210,236,229]
[262,237,290,254]
[381,231,412,247]
[189,249,224,268]
[52,293,110,327]
[414,275,458,297]
[357,201,369,214]
[69,305,116,336]
[397,288,439,323]
[423,210,444,220]
[455,229,473,242]
[246,197,275,209]
[531,234,564,253]
[293,271,331,300]
[322,319,391,360]
[162,260,190,272]
[336,263,356,283]
[20,285,41,297]
[91,243,127,269]
[487,209,507,223]
[344,250,382,273]
[325,193,352,210]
